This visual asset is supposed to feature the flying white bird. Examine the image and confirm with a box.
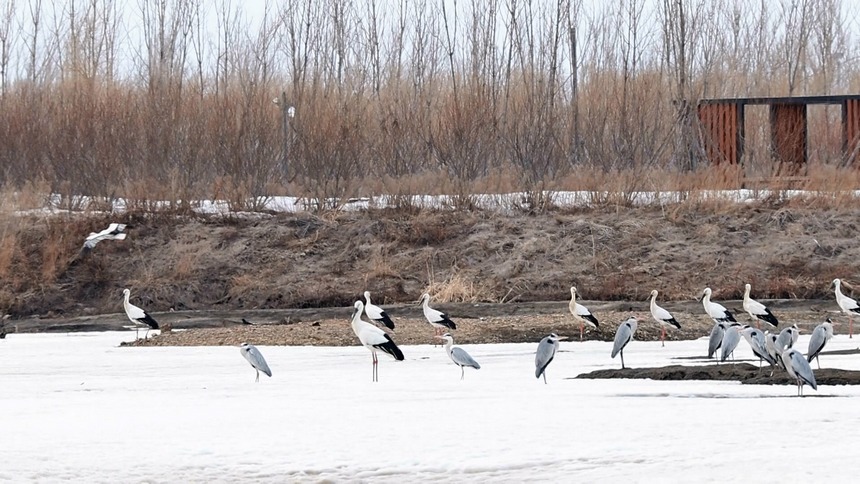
[782,348,817,396]
[535,333,566,383]
[363,291,395,330]
[649,290,680,347]
[569,287,599,341]
[83,223,127,251]
[122,288,159,339]
[436,332,481,380]
[832,278,860,338]
[419,293,457,338]
[742,284,779,328]
[239,343,272,382]
[350,301,404,382]
[611,317,640,369]
[700,288,737,323]
[807,319,834,369]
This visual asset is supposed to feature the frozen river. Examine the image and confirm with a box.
[2,330,860,482]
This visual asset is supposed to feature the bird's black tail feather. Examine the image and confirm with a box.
[377,313,396,330]
[376,335,405,360]
[140,313,159,329]
[440,317,457,330]
[584,314,599,327]
[758,311,779,327]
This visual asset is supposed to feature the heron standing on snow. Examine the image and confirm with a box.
[569,287,599,341]
[239,343,272,382]
[363,291,396,330]
[535,333,566,383]
[350,301,404,382]
[707,322,727,359]
[782,348,817,396]
[720,323,742,362]
[832,278,860,338]
[807,319,834,370]
[611,317,639,369]
[122,288,159,339]
[649,290,680,347]
[436,332,480,380]
[739,325,776,372]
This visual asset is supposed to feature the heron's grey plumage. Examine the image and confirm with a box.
[720,324,742,362]
[240,343,272,382]
[740,326,776,371]
[611,317,639,369]
[707,322,726,359]
[535,333,563,383]
[437,333,480,380]
[783,348,817,396]
[776,324,799,351]
[807,319,834,369]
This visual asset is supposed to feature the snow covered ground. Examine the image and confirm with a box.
[2,331,860,483]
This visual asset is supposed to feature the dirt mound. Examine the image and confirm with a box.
[575,362,860,386]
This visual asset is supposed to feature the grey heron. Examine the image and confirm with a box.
[350,301,404,382]
[569,287,599,341]
[720,323,742,362]
[83,223,127,252]
[782,348,817,396]
[122,288,159,339]
[239,343,272,382]
[764,331,784,374]
[611,317,639,369]
[649,290,680,347]
[832,279,860,338]
[775,324,799,351]
[535,332,566,383]
[436,332,480,380]
[742,284,779,329]
[700,288,737,323]
[807,319,834,369]
[419,293,457,339]
[707,322,727,359]
[740,325,776,372]
[363,291,395,330]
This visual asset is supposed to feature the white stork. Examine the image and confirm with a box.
[350,301,404,382]
[83,223,127,252]
[419,293,457,339]
[742,283,779,329]
[832,278,860,338]
[569,287,599,341]
[649,290,680,347]
[122,288,159,339]
[363,291,395,330]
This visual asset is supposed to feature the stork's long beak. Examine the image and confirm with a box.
[558,336,569,341]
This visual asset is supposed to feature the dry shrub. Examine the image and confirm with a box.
[0,232,16,278]
[423,273,493,303]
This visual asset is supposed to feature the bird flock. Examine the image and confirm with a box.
[73,224,855,396]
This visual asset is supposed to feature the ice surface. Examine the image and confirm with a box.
[2,331,860,482]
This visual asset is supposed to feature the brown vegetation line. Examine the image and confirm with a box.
[1,203,859,331]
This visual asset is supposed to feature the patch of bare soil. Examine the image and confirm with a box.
[576,362,860,386]
[3,203,860,339]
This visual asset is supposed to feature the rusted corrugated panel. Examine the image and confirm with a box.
[770,104,807,175]
[843,99,860,165]
[697,102,741,165]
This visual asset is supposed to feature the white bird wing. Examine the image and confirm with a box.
[744,297,768,315]
[423,305,446,323]
[355,321,391,347]
[651,304,674,321]
[705,301,729,320]
[451,347,480,369]
[242,345,272,376]
[364,302,385,320]
[838,292,860,311]
[124,302,147,321]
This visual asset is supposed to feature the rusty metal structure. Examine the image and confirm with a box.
[697,95,860,174]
